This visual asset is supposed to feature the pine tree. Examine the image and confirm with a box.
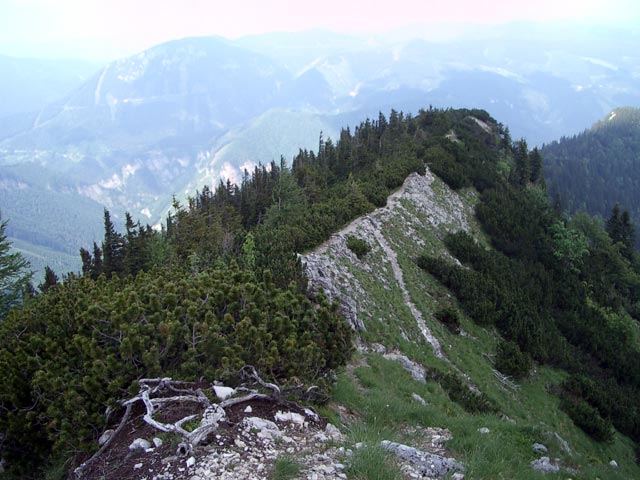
[38,266,59,293]
[92,242,103,278]
[620,210,636,259]
[102,209,125,276]
[529,147,545,187]
[511,140,531,187]
[606,203,624,246]
[0,213,32,318]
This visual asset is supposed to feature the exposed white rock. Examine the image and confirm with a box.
[153,437,163,448]
[243,416,282,441]
[533,443,548,454]
[129,438,151,451]
[478,427,490,434]
[325,423,344,442]
[383,352,426,382]
[274,410,305,426]
[412,393,428,406]
[213,385,236,400]
[304,169,475,359]
[381,440,464,478]
[531,456,561,473]
[610,460,619,468]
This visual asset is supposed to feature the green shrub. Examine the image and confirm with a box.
[495,340,532,378]
[0,265,352,477]
[347,236,371,259]
[430,370,499,415]
[434,306,461,334]
[560,397,614,442]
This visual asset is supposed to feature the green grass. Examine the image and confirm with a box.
[325,173,640,479]
[270,455,302,480]
[345,444,402,480]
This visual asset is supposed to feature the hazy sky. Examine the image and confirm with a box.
[1,0,638,60]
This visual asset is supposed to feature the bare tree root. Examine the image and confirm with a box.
[73,366,321,479]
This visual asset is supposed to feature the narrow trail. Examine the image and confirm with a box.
[367,216,446,361]
[306,170,481,392]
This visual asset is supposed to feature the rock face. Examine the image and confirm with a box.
[381,440,464,478]
[303,168,475,353]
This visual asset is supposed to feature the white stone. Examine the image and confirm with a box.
[213,385,236,400]
[533,443,548,454]
[153,437,163,448]
[303,408,320,421]
[531,456,561,473]
[478,427,490,434]
[412,393,428,406]
[133,462,143,469]
[186,456,196,468]
[325,423,344,441]
[275,410,305,426]
[610,460,619,468]
[244,405,253,413]
[244,416,282,440]
[129,438,151,451]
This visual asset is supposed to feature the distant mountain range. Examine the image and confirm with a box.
[1,23,639,277]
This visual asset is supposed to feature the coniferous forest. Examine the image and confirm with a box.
[542,106,640,244]
[0,107,639,477]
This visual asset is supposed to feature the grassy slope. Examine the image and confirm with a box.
[323,175,639,479]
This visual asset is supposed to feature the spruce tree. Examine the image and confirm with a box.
[38,266,59,293]
[102,209,125,276]
[0,213,32,318]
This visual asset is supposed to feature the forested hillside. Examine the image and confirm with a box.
[542,107,640,237]
[1,107,639,478]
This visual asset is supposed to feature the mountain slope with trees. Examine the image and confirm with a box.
[1,108,639,479]
[542,106,640,238]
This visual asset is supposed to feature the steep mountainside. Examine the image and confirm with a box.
[2,24,640,278]
[302,169,640,479]
[0,55,98,119]
[542,107,640,229]
[2,107,640,479]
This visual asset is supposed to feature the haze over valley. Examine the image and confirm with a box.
[1,20,639,276]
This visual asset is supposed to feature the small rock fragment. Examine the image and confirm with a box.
[129,438,151,451]
[325,423,344,441]
[153,437,163,448]
[186,456,196,468]
[133,462,143,469]
[213,385,236,400]
[412,393,428,406]
[478,427,490,434]
[533,443,548,454]
[610,460,618,468]
[530,456,561,473]
[244,405,253,413]
[275,410,305,426]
